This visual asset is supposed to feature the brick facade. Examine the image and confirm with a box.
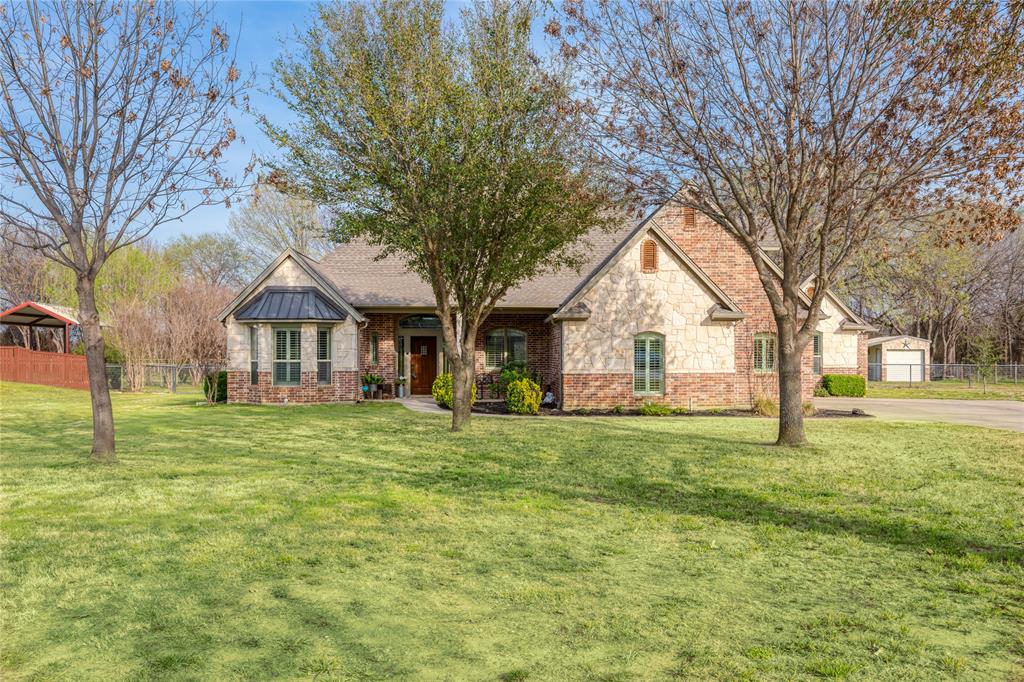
[359,313,399,386]
[227,370,360,404]
[226,206,866,408]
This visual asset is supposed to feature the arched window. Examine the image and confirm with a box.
[640,239,658,272]
[485,328,527,370]
[634,332,664,395]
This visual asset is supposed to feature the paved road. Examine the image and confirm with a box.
[814,397,1024,432]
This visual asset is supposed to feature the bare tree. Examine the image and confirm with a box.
[163,279,231,384]
[0,1,251,460]
[228,186,329,268]
[556,0,1024,444]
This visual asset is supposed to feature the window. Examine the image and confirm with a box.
[317,327,331,384]
[753,334,776,373]
[371,333,379,364]
[634,333,664,395]
[641,239,658,272]
[273,327,301,385]
[485,328,527,370]
[813,333,823,375]
[249,326,259,385]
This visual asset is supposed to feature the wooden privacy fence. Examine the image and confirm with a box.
[0,346,89,390]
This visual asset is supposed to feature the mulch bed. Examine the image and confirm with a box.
[470,402,872,419]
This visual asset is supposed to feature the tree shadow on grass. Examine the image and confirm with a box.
[383,429,1023,566]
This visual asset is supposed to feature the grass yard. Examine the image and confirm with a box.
[1,382,1023,681]
[867,380,1024,401]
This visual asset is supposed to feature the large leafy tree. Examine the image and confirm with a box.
[555,0,1024,445]
[0,0,250,460]
[265,0,612,430]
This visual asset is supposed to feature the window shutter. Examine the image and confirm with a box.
[634,337,647,392]
[648,335,664,393]
[641,239,658,272]
[683,207,696,230]
[485,332,505,369]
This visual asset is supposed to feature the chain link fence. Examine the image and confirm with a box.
[104,363,223,392]
[868,362,1022,385]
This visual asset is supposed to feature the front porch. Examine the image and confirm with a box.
[359,312,559,399]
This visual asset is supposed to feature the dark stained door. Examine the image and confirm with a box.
[409,336,438,394]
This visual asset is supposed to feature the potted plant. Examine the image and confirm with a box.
[361,373,382,398]
[396,375,407,398]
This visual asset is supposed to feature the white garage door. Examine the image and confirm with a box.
[887,349,924,382]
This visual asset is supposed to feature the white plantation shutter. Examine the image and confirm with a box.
[634,333,664,395]
[813,333,822,374]
[754,334,776,372]
[274,328,301,385]
[317,327,331,384]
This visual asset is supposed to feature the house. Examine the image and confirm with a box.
[218,204,874,408]
[867,335,931,382]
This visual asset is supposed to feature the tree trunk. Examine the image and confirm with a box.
[775,326,806,447]
[76,276,116,462]
[450,352,475,432]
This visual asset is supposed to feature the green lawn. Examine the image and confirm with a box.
[1,382,1023,681]
[867,380,1024,401]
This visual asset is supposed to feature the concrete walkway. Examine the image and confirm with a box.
[814,397,1024,432]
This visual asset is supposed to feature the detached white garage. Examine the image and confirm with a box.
[867,336,931,383]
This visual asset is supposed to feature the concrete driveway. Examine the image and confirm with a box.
[814,397,1024,432]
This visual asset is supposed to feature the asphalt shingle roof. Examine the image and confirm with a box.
[313,223,640,309]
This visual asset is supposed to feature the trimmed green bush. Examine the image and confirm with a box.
[813,386,830,397]
[822,374,866,397]
[202,371,227,403]
[431,373,477,409]
[505,377,541,415]
[639,401,672,416]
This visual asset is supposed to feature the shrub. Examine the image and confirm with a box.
[802,401,816,416]
[431,373,477,409]
[505,377,542,415]
[202,371,227,403]
[639,401,672,416]
[497,362,543,396]
[752,394,778,416]
[611,404,625,414]
[575,407,591,415]
[671,406,689,415]
[813,386,829,397]
[821,374,866,397]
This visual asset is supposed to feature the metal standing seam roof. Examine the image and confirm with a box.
[234,287,349,321]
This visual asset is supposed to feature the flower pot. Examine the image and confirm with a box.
[369,383,378,398]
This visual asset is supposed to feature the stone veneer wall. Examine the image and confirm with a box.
[561,207,817,409]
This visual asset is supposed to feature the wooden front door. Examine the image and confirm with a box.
[409,336,438,394]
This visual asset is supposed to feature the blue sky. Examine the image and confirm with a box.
[168,1,318,241]
[168,1,551,242]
